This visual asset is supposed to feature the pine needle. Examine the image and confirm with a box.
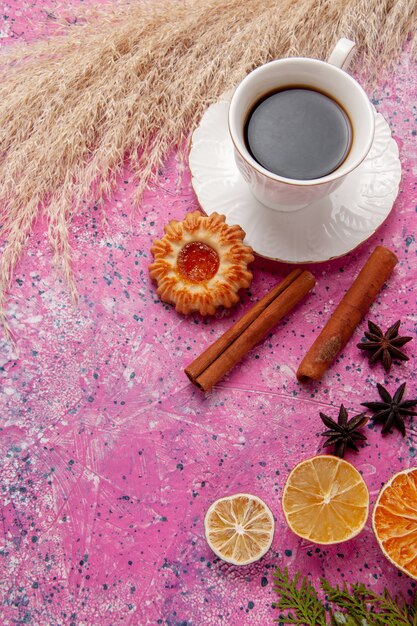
[1,0,417,330]
[322,579,417,626]
[273,567,328,625]
[273,567,417,625]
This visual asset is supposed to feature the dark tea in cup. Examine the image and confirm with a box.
[228,38,374,210]
[244,87,352,180]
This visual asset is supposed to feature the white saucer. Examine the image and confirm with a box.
[189,96,401,263]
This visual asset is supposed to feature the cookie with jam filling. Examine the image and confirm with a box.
[149,212,254,315]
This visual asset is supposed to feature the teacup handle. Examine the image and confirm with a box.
[327,38,356,71]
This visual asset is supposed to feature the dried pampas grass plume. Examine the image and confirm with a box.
[0,0,416,333]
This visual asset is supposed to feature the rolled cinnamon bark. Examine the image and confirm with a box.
[296,246,398,382]
[185,269,315,391]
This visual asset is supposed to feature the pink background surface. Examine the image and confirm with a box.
[1,3,417,625]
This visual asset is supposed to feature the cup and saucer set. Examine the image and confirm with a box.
[188,39,401,264]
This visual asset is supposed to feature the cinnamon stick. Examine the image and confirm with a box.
[185,269,316,391]
[296,245,398,382]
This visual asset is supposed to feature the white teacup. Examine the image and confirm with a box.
[228,39,375,211]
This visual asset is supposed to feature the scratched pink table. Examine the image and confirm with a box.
[1,3,417,625]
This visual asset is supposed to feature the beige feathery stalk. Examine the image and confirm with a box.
[0,0,416,334]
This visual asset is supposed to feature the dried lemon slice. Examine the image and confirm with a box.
[204,493,274,565]
[282,455,369,544]
[373,467,417,580]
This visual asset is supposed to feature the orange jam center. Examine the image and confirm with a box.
[177,241,220,283]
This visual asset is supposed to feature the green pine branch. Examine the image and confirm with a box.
[273,566,417,626]
[273,567,328,625]
[322,579,414,626]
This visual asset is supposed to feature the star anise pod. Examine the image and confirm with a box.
[319,404,369,458]
[357,320,412,372]
[361,382,417,436]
